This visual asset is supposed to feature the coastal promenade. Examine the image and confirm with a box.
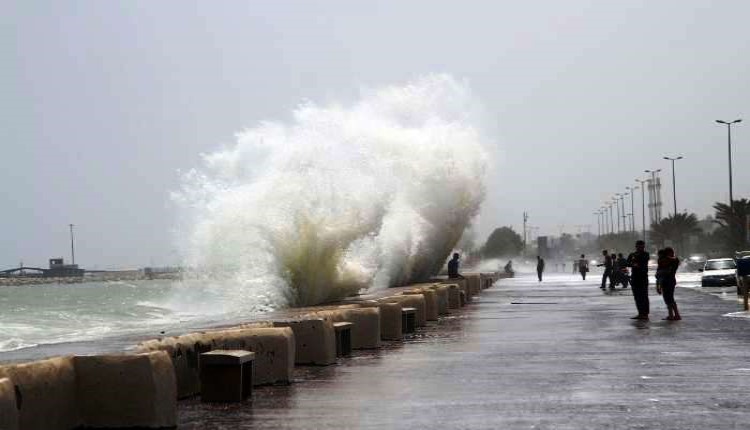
[179,273,750,429]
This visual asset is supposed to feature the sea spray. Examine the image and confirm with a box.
[173,74,489,308]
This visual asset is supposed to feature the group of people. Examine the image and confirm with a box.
[450,240,681,321]
[597,240,681,321]
[596,250,631,289]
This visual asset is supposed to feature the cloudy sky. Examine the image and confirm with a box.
[2,0,748,269]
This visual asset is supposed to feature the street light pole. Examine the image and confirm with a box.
[614,196,623,234]
[69,224,75,265]
[619,193,627,233]
[663,156,683,216]
[716,119,742,212]
[626,186,637,233]
[635,179,648,242]
[608,203,614,235]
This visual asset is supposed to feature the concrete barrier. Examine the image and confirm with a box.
[135,332,207,399]
[273,319,337,365]
[379,294,427,327]
[74,351,177,428]
[404,289,438,321]
[428,284,450,314]
[0,356,79,430]
[0,378,19,430]
[314,307,381,349]
[201,327,295,386]
[466,274,481,297]
[445,284,462,309]
[357,301,403,341]
[136,326,295,397]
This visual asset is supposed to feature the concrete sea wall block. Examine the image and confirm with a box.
[135,332,206,399]
[357,301,403,341]
[272,319,337,365]
[445,284,462,309]
[204,327,295,386]
[74,351,177,429]
[313,308,381,350]
[0,356,79,430]
[428,284,450,314]
[466,274,481,296]
[404,289,438,321]
[379,295,427,327]
[0,378,19,430]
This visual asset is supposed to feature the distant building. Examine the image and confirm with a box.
[47,258,84,277]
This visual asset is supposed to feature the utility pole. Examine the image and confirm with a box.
[716,119,742,213]
[663,156,683,216]
[69,224,75,265]
[523,212,529,255]
[635,179,648,242]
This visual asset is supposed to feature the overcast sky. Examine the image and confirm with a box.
[2,0,748,269]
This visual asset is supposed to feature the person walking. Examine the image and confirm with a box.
[597,250,612,289]
[627,240,650,320]
[536,256,545,282]
[657,247,681,320]
[578,254,588,280]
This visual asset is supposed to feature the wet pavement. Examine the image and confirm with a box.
[179,273,750,429]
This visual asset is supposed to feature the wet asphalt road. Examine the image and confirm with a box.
[179,273,750,429]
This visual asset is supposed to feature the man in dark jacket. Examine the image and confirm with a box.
[448,253,464,279]
[536,256,545,282]
[628,240,651,320]
[597,250,612,289]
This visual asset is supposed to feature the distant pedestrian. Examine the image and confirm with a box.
[657,247,681,321]
[573,260,578,274]
[504,260,514,275]
[447,253,465,279]
[617,253,629,288]
[562,262,566,272]
[537,256,545,282]
[611,254,620,289]
[597,250,612,289]
[578,254,588,280]
[627,240,650,320]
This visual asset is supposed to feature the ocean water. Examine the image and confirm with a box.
[0,279,263,355]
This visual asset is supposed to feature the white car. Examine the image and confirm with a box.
[701,258,737,287]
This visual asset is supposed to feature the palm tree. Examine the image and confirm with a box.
[650,213,701,252]
[713,199,750,253]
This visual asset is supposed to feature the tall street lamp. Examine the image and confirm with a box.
[716,119,742,212]
[69,224,76,265]
[663,155,683,216]
[594,211,602,238]
[612,194,620,234]
[644,169,663,223]
[608,203,614,234]
[619,193,627,233]
[635,179,648,242]
[626,186,638,232]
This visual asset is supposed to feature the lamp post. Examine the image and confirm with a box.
[716,119,742,212]
[644,169,663,223]
[619,193,627,233]
[663,156,683,216]
[608,203,614,235]
[69,224,75,265]
[626,186,638,232]
[613,196,622,233]
[635,179,648,242]
[594,211,601,238]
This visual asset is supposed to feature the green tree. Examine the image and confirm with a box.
[712,199,750,253]
[482,227,523,258]
[650,213,701,251]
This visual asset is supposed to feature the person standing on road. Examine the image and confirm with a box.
[536,256,545,282]
[617,253,629,288]
[578,254,589,280]
[597,250,612,289]
[627,240,651,320]
[657,247,681,321]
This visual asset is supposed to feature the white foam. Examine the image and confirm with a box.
[173,75,490,308]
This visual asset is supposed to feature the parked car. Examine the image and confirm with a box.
[686,254,708,271]
[701,258,737,288]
